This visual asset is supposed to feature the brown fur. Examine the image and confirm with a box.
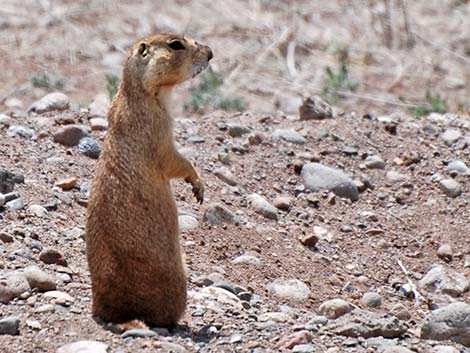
[85,33,212,327]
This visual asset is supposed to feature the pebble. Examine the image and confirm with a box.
[90,117,108,131]
[53,125,89,146]
[232,254,262,266]
[55,177,77,191]
[7,125,36,139]
[43,290,74,305]
[441,129,462,146]
[419,265,469,297]
[389,303,411,320]
[439,179,461,198]
[299,95,333,120]
[155,342,187,353]
[28,92,70,114]
[23,266,56,292]
[213,166,237,186]
[437,244,453,262]
[39,248,68,266]
[382,347,414,353]
[228,125,251,137]
[386,170,408,183]
[0,272,30,303]
[0,113,12,127]
[0,232,14,243]
[248,132,265,145]
[273,196,292,211]
[230,333,243,343]
[259,312,291,323]
[301,163,359,201]
[267,278,310,302]
[27,204,48,218]
[292,344,315,353]
[0,316,20,335]
[361,292,382,308]
[88,94,109,118]
[299,234,318,247]
[203,203,239,225]
[178,215,199,231]
[364,155,386,169]
[78,137,101,159]
[319,299,353,319]
[121,328,157,338]
[278,330,313,349]
[247,193,278,220]
[272,128,306,144]
[34,304,55,313]
[5,197,24,210]
[421,301,470,346]
[431,346,460,353]
[25,319,41,330]
[57,340,108,353]
[447,160,469,174]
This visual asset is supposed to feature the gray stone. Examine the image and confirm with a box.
[247,193,278,220]
[232,254,262,266]
[178,215,199,231]
[421,302,470,346]
[431,346,460,353]
[419,265,469,297]
[301,163,359,201]
[203,203,239,225]
[121,328,157,338]
[7,125,36,139]
[78,137,101,159]
[53,125,89,147]
[299,95,333,120]
[389,303,411,321]
[23,266,56,292]
[326,309,407,338]
[292,344,315,353]
[365,155,386,169]
[272,128,306,144]
[439,179,462,198]
[0,114,12,127]
[27,204,48,218]
[213,166,237,186]
[437,244,453,261]
[5,197,24,210]
[155,342,186,353]
[441,129,462,146]
[361,292,382,308]
[57,340,108,353]
[381,347,414,353]
[319,299,353,319]
[228,125,251,138]
[447,160,469,174]
[273,196,292,211]
[386,170,408,183]
[267,278,310,302]
[28,92,70,114]
[0,272,30,303]
[230,333,243,343]
[0,316,20,335]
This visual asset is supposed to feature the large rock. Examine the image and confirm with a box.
[53,125,89,147]
[23,266,56,292]
[0,316,20,335]
[267,278,310,302]
[421,302,470,346]
[203,203,240,225]
[247,193,278,220]
[299,96,333,120]
[301,163,359,201]
[325,309,407,338]
[319,298,353,319]
[419,265,469,297]
[0,272,30,303]
[28,92,70,114]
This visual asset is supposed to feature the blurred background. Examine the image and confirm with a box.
[0,0,469,116]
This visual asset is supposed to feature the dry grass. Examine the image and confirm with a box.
[0,0,469,114]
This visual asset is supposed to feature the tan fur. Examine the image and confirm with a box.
[86,33,212,327]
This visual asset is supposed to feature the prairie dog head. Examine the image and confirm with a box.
[123,33,213,93]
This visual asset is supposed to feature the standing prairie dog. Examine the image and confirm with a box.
[86,33,212,327]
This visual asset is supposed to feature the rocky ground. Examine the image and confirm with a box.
[1,92,470,353]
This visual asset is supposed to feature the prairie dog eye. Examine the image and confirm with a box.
[168,40,185,51]
[138,42,149,57]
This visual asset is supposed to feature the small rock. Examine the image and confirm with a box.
[25,319,41,330]
[88,94,109,118]
[43,290,74,304]
[5,197,24,210]
[299,234,318,247]
[431,346,460,353]
[437,244,453,262]
[39,248,68,266]
[57,340,108,353]
[155,342,186,353]
[27,204,48,218]
[447,160,469,174]
[386,170,408,183]
[439,179,462,198]
[267,278,310,302]
[382,347,414,353]
[248,132,265,145]
[278,330,313,349]
[272,128,306,144]
[273,196,292,211]
[178,215,199,231]
[319,299,353,319]
[259,312,291,323]
[299,96,333,120]
[292,344,315,353]
[365,155,386,169]
[0,316,20,335]
[301,163,359,201]
[232,254,262,266]
[121,328,157,338]
[78,137,101,159]
[203,203,239,225]
[419,265,469,297]
[7,125,36,139]
[389,303,411,321]
[23,266,56,292]
[0,272,30,303]
[53,125,89,147]
[228,125,251,137]
[55,177,77,191]
[421,301,470,346]
[89,117,108,131]
[28,92,70,114]
[230,333,243,343]
[361,292,382,308]
[0,114,12,127]
[247,193,278,220]
[213,166,237,186]
[441,129,462,146]
[0,232,14,243]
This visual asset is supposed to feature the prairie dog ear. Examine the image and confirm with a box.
[137,42,149,58]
